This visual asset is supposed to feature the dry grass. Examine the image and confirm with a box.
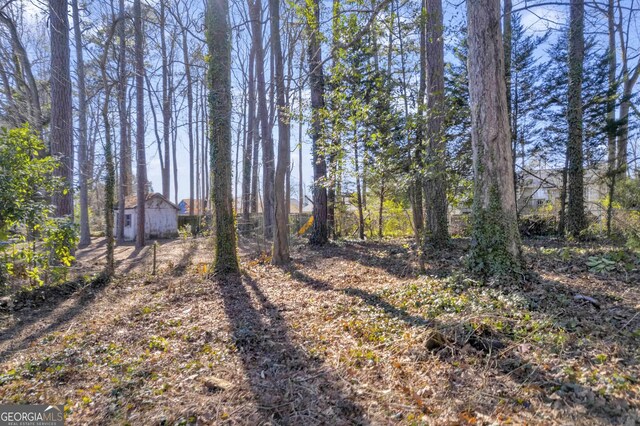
[0,236,639,425]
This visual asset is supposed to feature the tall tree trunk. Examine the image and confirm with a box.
[504,0,518,203]
[413,0,427,247]
[298,56,304,220]
[558,155,569,235]
[327,0,341,239]
[117,0,129,242]
[504,0,512,124]
[72,0,91,246]
[354,133,365,240]
[423,0,449,248]
[306,0,329,245]
[202,73,209,207]
[271,0,291,264]
[234,90,245,213]
[248,0,275,239]
[172,72,179,205]
[605,0,617,236]
[160,0,171,199]
[196,69,202,216]
[50,0,74,218]
[207,0,239,274]
[180,23,195,216]
[134,0,147,248]
[242,47,256,222]
[378,181,384,239]
[567,0,586,237]
[100,21,118,277]
[466,0,522,278]
[251,121,260,214]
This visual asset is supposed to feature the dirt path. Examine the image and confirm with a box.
[0,238,639,424]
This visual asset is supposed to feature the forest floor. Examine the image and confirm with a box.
[0,236,639,425]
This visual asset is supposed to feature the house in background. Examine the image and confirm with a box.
[114,193,179,241]
[178,199,207,215]
[232,197,313,214]
[516,166,608,217]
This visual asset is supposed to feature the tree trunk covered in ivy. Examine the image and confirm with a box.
[566,0,586,238]
[49,0,74,219]
[271,0,290,264]
[465,0,522,278]
[306,0,329,246]
[207,0,239,275]
[423,0,448,248]
[100,20,118,277]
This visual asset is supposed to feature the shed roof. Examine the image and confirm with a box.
[121,193,179,210]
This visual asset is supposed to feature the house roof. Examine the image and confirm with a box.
[121,193,179,210]
[178,199,207,215]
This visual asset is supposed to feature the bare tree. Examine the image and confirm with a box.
[242,46,256,223]
[248,0,275,239]
[160,0,172,199]
[0,9,44,132]
[271,0,290,263]
[176,5,196,215]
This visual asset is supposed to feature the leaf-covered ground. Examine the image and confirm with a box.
[0,237,639,425]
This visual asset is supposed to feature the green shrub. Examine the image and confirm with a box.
[0,125,77,291]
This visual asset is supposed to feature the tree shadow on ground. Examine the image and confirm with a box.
[0,274,110,365]
[312,239,467,279]
[170,242,197,277]
[289,260,638,424]
[490,271,640,423]
[216,273,367,425]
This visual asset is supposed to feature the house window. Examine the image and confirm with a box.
[536,199,545,206]
[125,214,132,227]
